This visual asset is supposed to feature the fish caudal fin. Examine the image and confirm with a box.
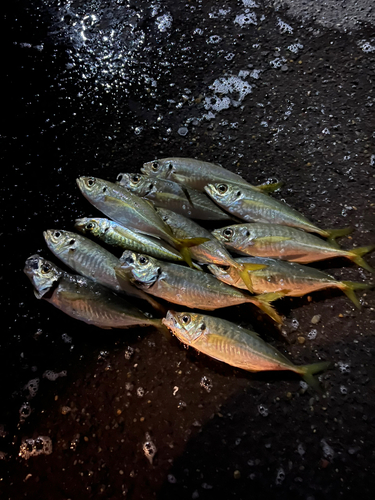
[173,237,210,268]
[236,263,268,293]
[250,291,287,324]
[325,226,353,246]
[348,245,375,273]
[340,281,373,309]
[257,181,283,193]
[296,361,331,392]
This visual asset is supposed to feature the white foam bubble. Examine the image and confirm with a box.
[234,12,257,27]
[277,18,294,34]
[19,436,53,460]
[43,370,67,381]
[156,13,172,33]
[143,433,157,464]
[24,378,40,399]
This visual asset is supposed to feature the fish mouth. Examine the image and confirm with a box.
[203,184,214,196]
[162,310,178,331]
[24,254,41,274]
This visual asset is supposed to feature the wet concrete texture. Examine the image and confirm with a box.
[1,0,375,499]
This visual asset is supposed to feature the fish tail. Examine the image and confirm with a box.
[250,291,287,324]
[257,181,283,193]
[173,237,210,268]
[348,245,375,273]
[340,281,373,309]
[235,263,267,293]
[295,361,331,392]
[325,226,353,246]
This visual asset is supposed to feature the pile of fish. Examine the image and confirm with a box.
[24,158,374,390]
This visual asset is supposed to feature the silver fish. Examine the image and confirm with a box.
[205,182,351,242]
[141,157,281,193]
[74,217,183,263]
[117,173,232,220]
[163,311,330,389]
[212,223,375,272]
[208,256,371,308]
[116,251,285,323]
[24,254,163,330]
[43,229,165,312]
[76,177,208,266]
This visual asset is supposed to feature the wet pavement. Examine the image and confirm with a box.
[1,0,375,498]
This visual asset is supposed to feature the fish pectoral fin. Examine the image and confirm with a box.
[173,174,187,185]
[104,195,125,206]
[256,181,283,193]
[253,236,291,245]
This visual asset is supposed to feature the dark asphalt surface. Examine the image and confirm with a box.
[1,1,375,499]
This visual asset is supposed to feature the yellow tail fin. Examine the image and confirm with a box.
[348,245,375,273]
[295,361,331,392]
[249,291,287,324]
[325,226,353,247]
[236,262,268,293]
[173,237,210,268]
[340,281,373,309]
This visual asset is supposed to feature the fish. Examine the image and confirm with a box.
[205,182,352,244]
[116,173,233,220]
[43,229,166,313]
[212,223,375,273]
[162,311,330,390]
[156,208,266,292]
[74,217,184,263]
[76,177,208,266]
[116,251,286,323]
[141,157,282,194]
[207,256,372,309]
[23,254,164,330]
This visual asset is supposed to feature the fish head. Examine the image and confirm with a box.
[44,229,80,256]
[24,254,61,299]
[116,173,155,197]
[155,207,174,225]
[74,217,104,237]
[119,250,160,288]
[162,311,206,345]
[207,263,231,281]
[204,183,244,206]
[212,225,238,244]
[141,158,175,179]
[76,177,110,203]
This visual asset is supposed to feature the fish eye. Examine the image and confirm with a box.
[41,263,51,274]
[53,231,61,239]
[132,174,141,183]
[223,228,233,240]
[151,161,159,171]
[86,222,95,230]
[116,173,123,182]
[217,184,228,194]
[139,256,149,265]
[181,315,191,325]
[87,178,96,187]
